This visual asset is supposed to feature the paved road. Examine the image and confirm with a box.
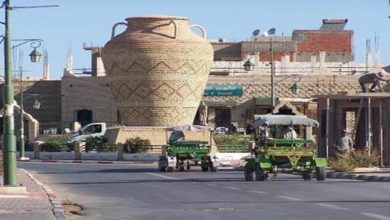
[19,162,390,220]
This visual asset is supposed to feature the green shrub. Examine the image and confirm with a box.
[123,137,151,153]
[328,157,357,172]
[329,148,380,172]
[85,136,107,152]
[41,136,68,152]
[350,149,379,167]
[213,134,252,146]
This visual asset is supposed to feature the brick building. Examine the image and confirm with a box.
[213,19,353,63]
[0,19,383,139]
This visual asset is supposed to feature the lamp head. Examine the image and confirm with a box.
[29,48,42,63]
[243,59,255,71]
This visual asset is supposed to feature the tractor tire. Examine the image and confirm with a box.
[315,167,326,181]
[201,166,209,172]
[255,166,267,181]
[244,166,254,181]
[302,171,312,180]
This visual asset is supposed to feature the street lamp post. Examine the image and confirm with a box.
[14,40,42,161]
[2,0,18,186]
[2,0,57,186]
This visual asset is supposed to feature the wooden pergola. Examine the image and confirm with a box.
[317,93,390,166]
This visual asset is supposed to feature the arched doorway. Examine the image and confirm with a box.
[77,109,93,126]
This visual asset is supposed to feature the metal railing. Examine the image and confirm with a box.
[217,144,248,153]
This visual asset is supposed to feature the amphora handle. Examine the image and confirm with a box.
[190,24,207,39]
[167,20,178,39]
[111,22,128,39]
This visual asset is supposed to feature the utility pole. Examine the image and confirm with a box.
[3,0,18,186]
[1,1,58,186]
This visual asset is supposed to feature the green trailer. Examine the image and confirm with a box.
[158,140,217,172]
[244,114,327,181]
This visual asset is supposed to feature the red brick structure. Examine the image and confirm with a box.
[212,19,353,63]
[293,30,353,62]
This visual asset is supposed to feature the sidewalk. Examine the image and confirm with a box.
[0,169,65,220]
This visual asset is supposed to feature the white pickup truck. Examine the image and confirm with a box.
[67,122,107,143]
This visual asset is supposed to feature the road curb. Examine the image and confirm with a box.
[326,171,390,182]
[21,169,66,220]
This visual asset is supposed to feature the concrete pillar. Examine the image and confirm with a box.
[319,51,326,66]
[74,142,84,160]
[33,142,41,159]
[117,143,124,161]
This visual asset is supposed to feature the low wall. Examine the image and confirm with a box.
[105,126,213,147]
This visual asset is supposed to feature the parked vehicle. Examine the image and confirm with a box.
[158,125,219,172]
[244,114,327,181]
[158,140,218,172]
[67,122,107,143]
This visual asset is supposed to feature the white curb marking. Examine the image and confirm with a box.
[278,195,302,201]
[247,190,267,194]
[361,212,390,220]
[314,203,349,210]
[145,172,181,180]
[224,186,240,190]
[0,194,28,198]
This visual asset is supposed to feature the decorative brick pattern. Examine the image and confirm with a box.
[102,16,213,126]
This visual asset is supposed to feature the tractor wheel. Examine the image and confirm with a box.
[244,165,254,181]
[302,171,312,180]
[201,165,209,172]
[255,166,267,181]
[315,167,326,181]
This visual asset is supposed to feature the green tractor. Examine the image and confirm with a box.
[158,140,218,172]
[244,114,327,181]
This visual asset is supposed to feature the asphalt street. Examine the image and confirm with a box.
[19,162,390,220]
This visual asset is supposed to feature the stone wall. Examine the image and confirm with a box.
[0,80,62,133]
[61,76,118,130]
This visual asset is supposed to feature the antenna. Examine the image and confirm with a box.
[252,29,260,36]
[267,28,276,36]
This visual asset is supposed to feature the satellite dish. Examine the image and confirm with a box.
[267,28,276,36]
[252,29,260,36]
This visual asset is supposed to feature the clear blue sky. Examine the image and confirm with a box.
[2,0,389,79]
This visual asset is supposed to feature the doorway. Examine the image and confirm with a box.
[77,109,93,126]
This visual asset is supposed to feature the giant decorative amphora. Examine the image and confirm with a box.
[102,15,213,126]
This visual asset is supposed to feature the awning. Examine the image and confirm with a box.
[166,125,210,131]
[253,114,319,127]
